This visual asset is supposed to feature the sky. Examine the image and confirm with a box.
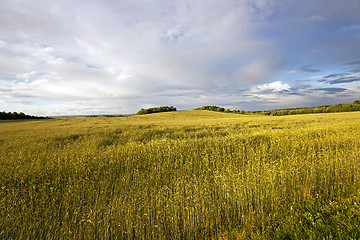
[1,0,360,116]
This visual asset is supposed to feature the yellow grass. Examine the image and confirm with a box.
[1,111,360,239]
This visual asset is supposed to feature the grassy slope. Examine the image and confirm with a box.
[1,111,360,239]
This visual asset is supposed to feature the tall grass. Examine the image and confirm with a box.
[1,111,360,239]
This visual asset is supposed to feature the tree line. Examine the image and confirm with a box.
[194,106,245,114]
[136,106,177,115]
[261,100,360,116]
[0,111,48,120]
[195,100,360,116]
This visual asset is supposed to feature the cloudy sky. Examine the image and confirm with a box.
[1,0,360,116]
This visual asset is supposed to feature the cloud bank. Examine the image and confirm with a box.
[0,0,360,115]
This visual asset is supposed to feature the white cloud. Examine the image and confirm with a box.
[0,53,30,77]
[16,71,37,79]
[337,25,360,33]
[74,37,97,56]
[252,81,291,92]
[306,15,326,23]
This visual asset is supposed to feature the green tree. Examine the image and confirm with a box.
[136,106,177,115]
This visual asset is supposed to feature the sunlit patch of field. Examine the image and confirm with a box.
[1,111,360,239]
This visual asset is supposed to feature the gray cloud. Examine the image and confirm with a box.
[320,70,360,84]
[299,65,321,73]
[312,87,347,94]
[0,1,283,103]
[345,61,360,73]
[288,65,321,74]
[328,77,360,84]
[347,60,360,65]
[324,73,348,78]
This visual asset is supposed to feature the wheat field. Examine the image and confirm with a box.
[1,111,360,239]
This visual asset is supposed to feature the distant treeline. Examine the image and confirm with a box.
[194,106,245,114]
[0,111,48,120]
[195,100,360,116]
[87,114,134,118]
[136,106,177,115]
[261,100,360,116]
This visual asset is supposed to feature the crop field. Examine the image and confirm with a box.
[1,111,360,239]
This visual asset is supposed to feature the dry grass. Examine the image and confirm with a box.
[1,111,360,239]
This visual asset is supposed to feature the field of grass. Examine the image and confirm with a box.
[1,111,360,239]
